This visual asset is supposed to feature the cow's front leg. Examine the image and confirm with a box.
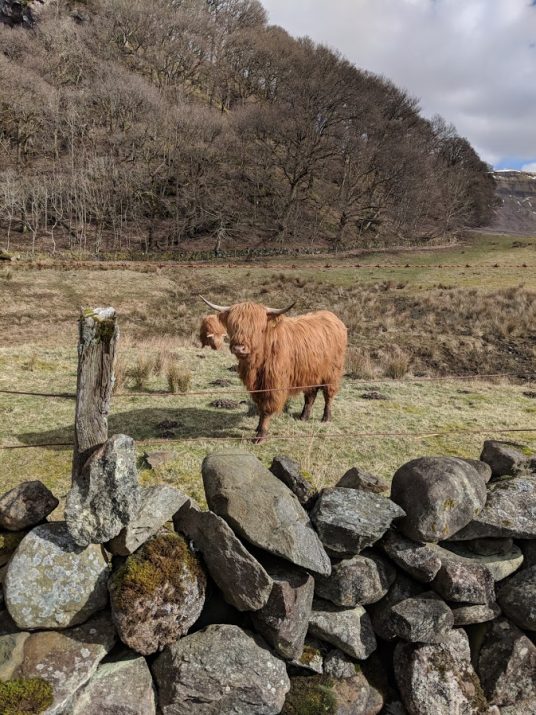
[253,413,272,444]
[299,388,318,421]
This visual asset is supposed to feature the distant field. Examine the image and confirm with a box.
[1,232,535,498]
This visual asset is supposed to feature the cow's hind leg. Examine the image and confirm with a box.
[321,385,336,422]
[299,388,318,421]
[254,412,273,444]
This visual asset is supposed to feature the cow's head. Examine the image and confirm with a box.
[200,298,295,359]
[199,314,227,350]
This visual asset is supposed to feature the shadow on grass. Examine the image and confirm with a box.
[19,407,246,447]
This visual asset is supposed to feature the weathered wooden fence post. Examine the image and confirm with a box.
[72,307,118,479]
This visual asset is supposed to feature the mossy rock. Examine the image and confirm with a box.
[0,677,54,715]
[282,675,337,715]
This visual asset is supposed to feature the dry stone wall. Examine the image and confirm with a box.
[0,439,536,714]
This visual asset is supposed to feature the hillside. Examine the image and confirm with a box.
[0,0,495,256]
[488,170,536,235]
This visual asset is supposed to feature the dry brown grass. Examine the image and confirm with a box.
[166,363,192,394]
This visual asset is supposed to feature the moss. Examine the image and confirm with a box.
[443,498,456,511]
[0,677,54,715]
[282,676,337,715]
[299,645,321,666]
[111,532,201,609]
[0,531,25,559]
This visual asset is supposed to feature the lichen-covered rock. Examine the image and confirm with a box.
[381,531,442,583]
[394,629,490,715]
[336,466,390,494]
[390,457,487,542]
[71,652,157,715]
[460,459,493,483]
[451,602,500,626]
[152,624,290,714]
[66,434,140,547]
[0,531,25,567]
[282,672,383,715]
[500,699,536,715]
[389,593,453,643]
[480,440,529,477]
[251,561,314,659]
[430,544,495,604]
[202,452,331,576]
[0,481,58,531]
[497,564,536,630]
[109,532,206,655]
[13,613,116,715]
[287,639,324,674]
[440,542,523,581]
[368,573,424,641]
[449,475,536,540]
[309,599,377,660]
[0,629,30,680]
[4,522,110,629]
[315,550,396,606]
[323,648,357,679]
[311,488,405,557]
[108,485,188,556]
[174,500,272,612]
[477,618,536,708]
[269,456,318,508]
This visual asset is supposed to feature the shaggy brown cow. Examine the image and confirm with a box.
[199,314,227,350]
[201,298,347,442]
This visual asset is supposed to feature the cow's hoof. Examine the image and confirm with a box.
[252,433,267,444]
[321,415,332,423]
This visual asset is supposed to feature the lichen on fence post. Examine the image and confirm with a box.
[72,307,118,480]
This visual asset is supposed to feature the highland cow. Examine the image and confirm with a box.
[201,298,347,442]
[199,314,227,350]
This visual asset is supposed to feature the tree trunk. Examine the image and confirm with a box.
[72,307,118,480]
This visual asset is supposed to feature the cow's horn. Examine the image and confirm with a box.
[200,296,231,312]
[266,301,296,316]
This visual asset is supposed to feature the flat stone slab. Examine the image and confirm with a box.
[390,593,453,643]
[315,550,396,606]
[381,530,442,583]
[308,599,377,660]
[390,457,487,542]
[108,485,188,556]
[336,466,389,494]
[152,624,290,714]
[449,475,536,540]
[310,488,405,557]
[66,434,140,547]
[430,544,495,604]
[0,481,58,531]
[497,565,536,631]
[451,602,501,626]
[4,522,110,629]
[441,542,524,581]
[174,500,273,612]
[478,618,536,709]
[202,452,331,576]
[71,652,157,715]
[13,613,116,715]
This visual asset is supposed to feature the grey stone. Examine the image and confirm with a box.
[336,466,390,494]
[323,648,357,679]
[478,618,536,708]
[174,500,273,612]
[66,434,140,547]
[390,457,487,542]
[0,629,30,680]
[500,699,536,715]
[381,531,442,583]
[460,459,493,483]
[71,652,157,715]
[4,522,110,629]
[202,452,331,576]
[315,550,396,606]
[109,532,206,656]
[430,544,495,604]
[368,573,424,641]
[497,564,536,630]
[269,456,317,508]
[481,440,529,477]
[451,602,501,626]
[152,624,290,715]
[389,593,453,643]
[308,599,377,660]
[440,542,523,581]
[449,475,536,540]
[251,561,314,659]
[0,480,58,531]
[108,485,188,556]
[13,613,116,715]
[394,629,490,715]
[287,639,324,673]
[310,488,405,557]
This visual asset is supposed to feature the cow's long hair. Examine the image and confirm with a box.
[220,302,347,414]
[199,314,227,350]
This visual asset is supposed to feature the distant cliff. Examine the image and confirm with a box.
[488,170,536,235]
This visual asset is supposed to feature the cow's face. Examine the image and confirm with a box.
[199,315,227,350]
[220,303,268,359]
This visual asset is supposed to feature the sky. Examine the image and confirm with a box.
[262,0,536,171]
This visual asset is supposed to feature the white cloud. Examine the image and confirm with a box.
[521,162,536,173]
[262,0,536,168]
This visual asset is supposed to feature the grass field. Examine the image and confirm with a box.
[1,232,535,502]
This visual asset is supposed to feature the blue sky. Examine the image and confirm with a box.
[262,0,536,171]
